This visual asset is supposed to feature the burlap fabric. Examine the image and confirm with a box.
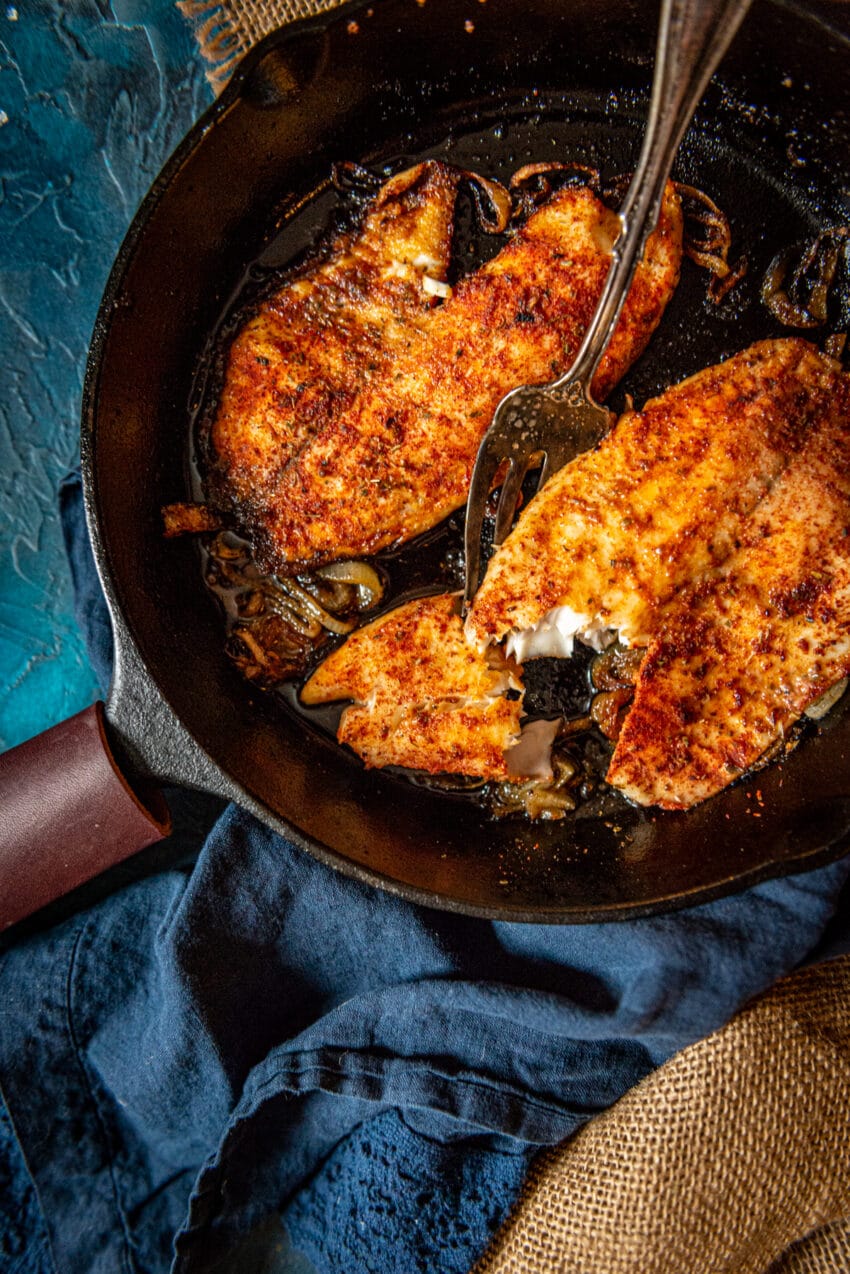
[178,0,346,88]
[180,5,850,1271]
[474,955,850,1274]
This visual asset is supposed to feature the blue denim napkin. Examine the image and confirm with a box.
[1,473,849,1274]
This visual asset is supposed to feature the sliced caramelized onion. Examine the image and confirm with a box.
[205,534,383,686]
[232,626,268,665]
[674,182,747,302]
[237,589,266,619]
[600,171,631,209]
[461,170,512,234]
[316,560,384,608]
[591,643,645,692]
[511,161,601,189]
[331,161,384,194]
[265,593,325,639]
[761,228,849,328]
[208,530,245,561]
[303,576,355,613]
[226,617,310,686]
[278,577,357,635]
[708,253,749,304]
[491,752,579,820]
[762,247,813,326]
[595,176,746,302]
[332,161,511,233]
[675,183,732,274]
[559,715,594,738]
[510,162,601,220]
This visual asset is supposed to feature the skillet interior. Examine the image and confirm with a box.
[84,0,850,921]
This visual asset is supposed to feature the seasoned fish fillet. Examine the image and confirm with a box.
[208,163,683,572]
[609,366,850,809]
[301,593,525,778]
[467,339,842,656]
[209,162,463,520]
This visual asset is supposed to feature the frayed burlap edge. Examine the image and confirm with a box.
[474,954,850,1274]
[178,0,347,90]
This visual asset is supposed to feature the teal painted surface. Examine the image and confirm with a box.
[0,0,213,750]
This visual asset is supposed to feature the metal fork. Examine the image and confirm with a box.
[462,0,753,612]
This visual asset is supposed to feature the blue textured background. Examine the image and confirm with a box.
[0,0,212,751]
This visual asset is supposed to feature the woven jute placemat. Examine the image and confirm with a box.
[178,4,850,1270]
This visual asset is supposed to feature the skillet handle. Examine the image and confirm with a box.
[0,702,171,931]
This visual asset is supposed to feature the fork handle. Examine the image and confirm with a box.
[559,0,753,397]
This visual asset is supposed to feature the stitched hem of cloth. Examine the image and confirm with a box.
[171,1042,612,1271]
[177,0,349,90]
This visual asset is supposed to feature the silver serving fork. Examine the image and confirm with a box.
[462,0,752,612]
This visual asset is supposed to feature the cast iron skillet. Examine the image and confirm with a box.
[1,0,849,928]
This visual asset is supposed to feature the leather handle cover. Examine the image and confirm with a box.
[0,702,171,931]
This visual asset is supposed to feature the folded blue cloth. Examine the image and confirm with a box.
[1,473,849,1274]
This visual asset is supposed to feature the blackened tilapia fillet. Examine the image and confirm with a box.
[467,340,842,654]
[208,161,682,571]
[301,593,524,778]
[208,162,463,527]
[609,364,850,809]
